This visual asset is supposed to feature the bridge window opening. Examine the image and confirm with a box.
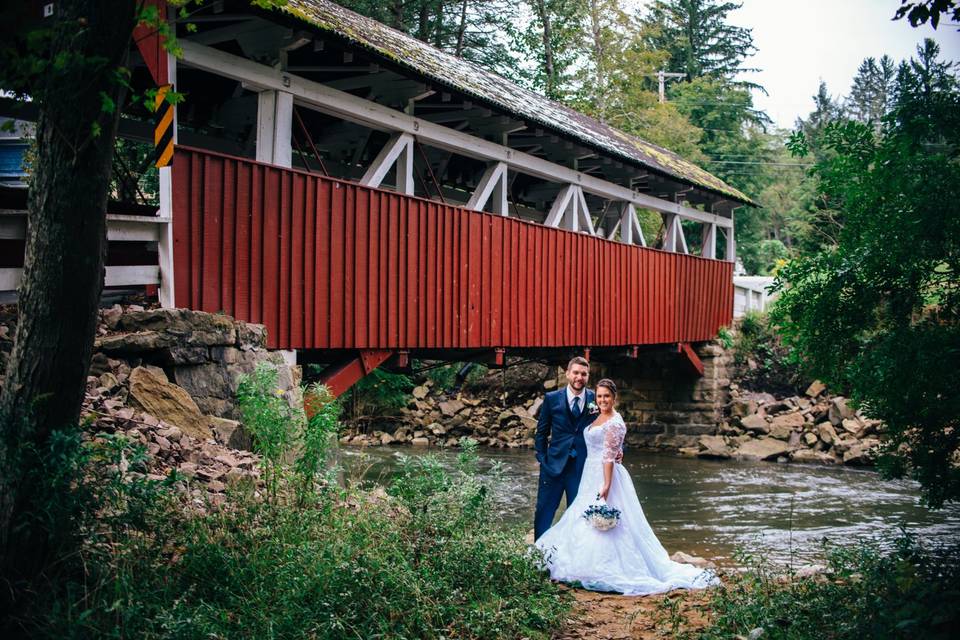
[173,66,260,160]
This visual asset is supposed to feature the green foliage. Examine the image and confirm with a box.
[697,533,960,640]
[638,0,759,84]
[733,311,804,396]
[341,367,414,418]
[237,363,340,499]
[27,436,569,639]
[772,39,960,507]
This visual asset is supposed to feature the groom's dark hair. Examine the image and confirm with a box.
[566,356,589,371]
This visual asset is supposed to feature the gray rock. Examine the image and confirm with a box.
[697,435,732,459]
[210,417,252,451]
[735,438,791,461]
[805,380,827,398]
[817,422,839,445]
[128,366,212,440]
[791,449,839,464]
[740,414,769,434]
[729,399,757,418]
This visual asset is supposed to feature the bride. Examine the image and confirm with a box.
[535,378,719,595]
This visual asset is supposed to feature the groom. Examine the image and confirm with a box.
[533,356,598,540]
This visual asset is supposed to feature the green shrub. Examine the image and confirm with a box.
[341,367,414,419]
[26,375,568,640]
[733,311,805,395]
[698,533,960,640]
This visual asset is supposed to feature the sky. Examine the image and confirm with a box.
[726,0,960,129]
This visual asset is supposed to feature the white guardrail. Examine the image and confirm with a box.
[733,276,776,317]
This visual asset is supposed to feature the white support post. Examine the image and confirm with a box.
[274,91,293,168]
[545,185,595,234]
[465,162,508,215]
[702,222,717,259]
[256,91,276,163]
[663,213,689,254]
[158,49,177,309]
[544,184,576,229]
[726,209,736,262]
[574,187,596,235]
[257,89,293,167]
[606,202,646,246]
[360,132,415,194]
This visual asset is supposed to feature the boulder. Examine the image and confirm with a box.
[803,432,819,446]
[210,417,252,450]
[768,422,794,441]
[697,435,732,459]
[412,385,429,399]
[527,397,544,417]
[439,399,464,417]
[411,437,430,446]
[128,366,212,440]
[729,399,757,418]
[380,433,396,446]
[734,438,791,461]
[791,449,839,465]
[543,378,557,390]
[841,417,863,435]
[805,380,827,398]
[770,412,804,430]
[740,413,769,434]
[816,422,839,445]
[669,551,716,570]
[828,397,855,425]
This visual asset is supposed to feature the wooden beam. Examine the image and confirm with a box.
[464,162,507,215]
[677,342,704,377]
[606,202,646,246]
[359,132,414,194]
[663,213,688,254]
[179,41,734,230]
[315,349,393,397]
[702,222,717,259]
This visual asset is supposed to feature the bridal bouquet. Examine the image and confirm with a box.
[582,496,621,531]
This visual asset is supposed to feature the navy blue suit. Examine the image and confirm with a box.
[534,387,596,540]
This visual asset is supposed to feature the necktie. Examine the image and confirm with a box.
[571,396,581,418]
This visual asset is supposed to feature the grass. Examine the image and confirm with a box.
[13,366,570,639]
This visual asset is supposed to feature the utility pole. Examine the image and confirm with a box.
[649,69,685,103]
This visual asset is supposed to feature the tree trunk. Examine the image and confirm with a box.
[455,0,468,56]
[534,0,556,98]
[0,0,138,599]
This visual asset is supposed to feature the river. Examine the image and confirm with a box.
[337,444,960,566]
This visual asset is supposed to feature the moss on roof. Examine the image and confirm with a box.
[279,0,752,205]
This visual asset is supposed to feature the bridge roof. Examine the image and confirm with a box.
[276,0,753,206]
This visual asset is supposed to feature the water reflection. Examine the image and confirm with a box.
[336,445,960,566]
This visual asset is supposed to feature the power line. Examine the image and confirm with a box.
[704,160,813,166]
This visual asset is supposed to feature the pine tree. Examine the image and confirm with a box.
[847,55,897,127]
[638,0,758,84]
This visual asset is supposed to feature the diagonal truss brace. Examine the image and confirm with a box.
[360,132,414,194]
[662,212,689,254]
[544,184,595,234]
[465,161,508,215]
[605,202,646,246]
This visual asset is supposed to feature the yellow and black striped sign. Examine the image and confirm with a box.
[153,84,174,168]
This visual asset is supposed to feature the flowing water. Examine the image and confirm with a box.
[337,445,960,566]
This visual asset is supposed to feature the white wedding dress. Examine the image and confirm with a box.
[535,411,719,595]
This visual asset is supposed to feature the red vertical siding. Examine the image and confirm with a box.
[172,147,734,350]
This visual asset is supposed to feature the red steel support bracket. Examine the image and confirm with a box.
[676,342,704,377]
[317,349,394,398]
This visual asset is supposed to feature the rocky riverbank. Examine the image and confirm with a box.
[339,360,885,468]
[0,302,303,502]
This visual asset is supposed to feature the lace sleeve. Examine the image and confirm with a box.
[602,417,626,463]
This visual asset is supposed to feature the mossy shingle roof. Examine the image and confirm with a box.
[277,0,752,205]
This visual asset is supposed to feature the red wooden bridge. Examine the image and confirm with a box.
[172,146,733,394]
[1,1,748,396]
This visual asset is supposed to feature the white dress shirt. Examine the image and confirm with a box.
[565,385,586,413]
